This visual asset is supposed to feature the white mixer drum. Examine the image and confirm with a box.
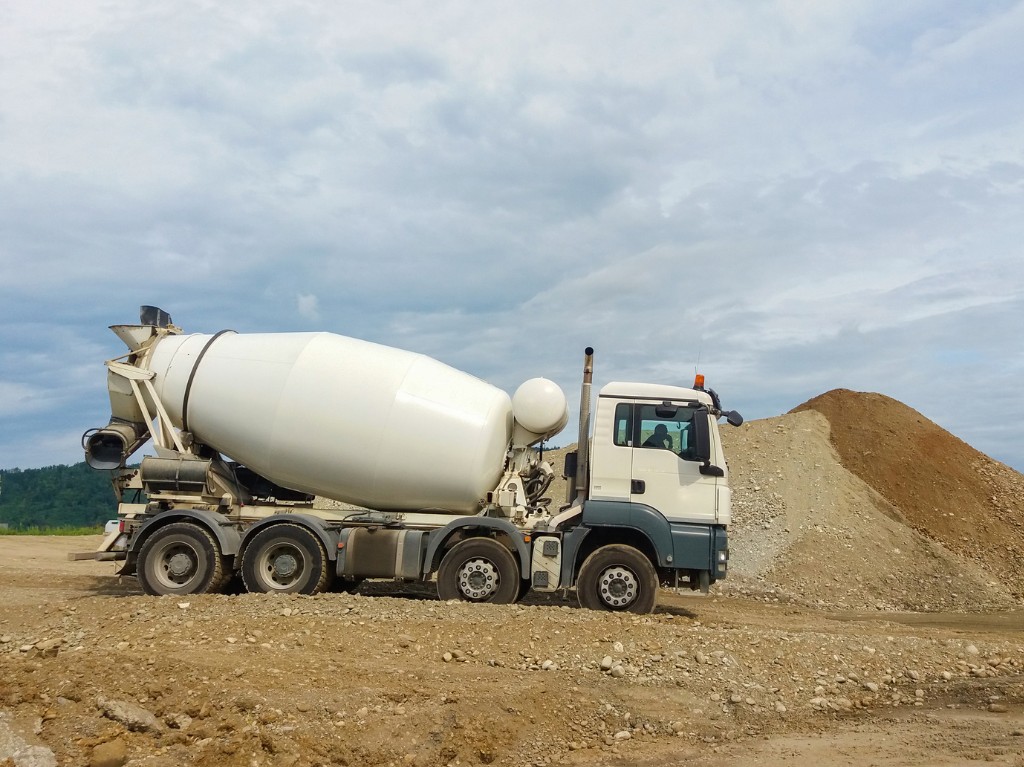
[145,331,513,512]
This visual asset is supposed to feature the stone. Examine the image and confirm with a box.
[987,703,1008,713]
[600,656,614,671]
[0,712,58,767]
[613,642,624,653]
[90,738,127,767]
[165,713,192,731]
[609,666,625,678]
[34,639,62,658]
[97,698,164,733]
[614,730,631,740]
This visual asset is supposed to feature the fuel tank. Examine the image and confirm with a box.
[143,331,518,513]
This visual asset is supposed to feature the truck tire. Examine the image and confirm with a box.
[576,544,658,614]
[241,523,332,595]
[137,522,227,596]
[437,538,519,604]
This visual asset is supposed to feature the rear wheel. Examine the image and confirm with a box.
[576,544,658,614]
[437,538,520,604]
[241,524,332,595]
[137,522,227,596]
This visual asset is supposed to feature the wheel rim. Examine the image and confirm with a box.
[456,557,500,600]
[153,541,201,589]
[257,543,306,590]
[597,565,638,608]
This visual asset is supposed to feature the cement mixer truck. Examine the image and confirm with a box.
[80,306,742,613]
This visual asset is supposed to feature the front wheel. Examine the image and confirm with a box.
[576,544,658,614]
[437,538,520,604]
[241,524,333,595]
[137,522,227,596]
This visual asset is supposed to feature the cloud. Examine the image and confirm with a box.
[0,1,1022,473]
[296,293,320,322]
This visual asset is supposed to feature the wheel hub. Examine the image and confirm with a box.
[258,543,306,589]
[457,558,499,600]
[164,549,196,581]
[273,553,298,579]
[597,566,638,608]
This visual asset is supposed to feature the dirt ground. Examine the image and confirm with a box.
[4,390,1024,766]
[1,536,1022,767]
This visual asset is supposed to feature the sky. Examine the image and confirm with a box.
[1,1,1022,473]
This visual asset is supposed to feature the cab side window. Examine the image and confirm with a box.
[613,403,633,447]
[636,404,698,460]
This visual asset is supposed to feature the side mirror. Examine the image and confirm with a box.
[692,408,712,463]
[724,410,743,427]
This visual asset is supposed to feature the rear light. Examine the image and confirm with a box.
[118,520,125,533]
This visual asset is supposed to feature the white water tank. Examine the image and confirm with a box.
[144,331,516,513]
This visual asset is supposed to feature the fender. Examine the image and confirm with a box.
[580,500,676,565]
[131,509,243,557]
[423,517,532,579]
[579,500,723,573]
[238,513,341,561]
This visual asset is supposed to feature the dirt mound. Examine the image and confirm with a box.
[544,401,1023,612]
[721,411,1017,611]
[793,390,1024,600]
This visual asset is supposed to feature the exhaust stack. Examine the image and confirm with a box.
[572,347,594,504]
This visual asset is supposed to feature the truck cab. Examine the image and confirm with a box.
[545,377,738,612]
[589,382,729,526]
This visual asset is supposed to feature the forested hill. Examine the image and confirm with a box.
[0,463,117,529]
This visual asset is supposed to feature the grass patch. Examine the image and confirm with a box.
[0,525,104,536]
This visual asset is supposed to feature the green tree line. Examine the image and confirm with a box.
[0,463,118,529]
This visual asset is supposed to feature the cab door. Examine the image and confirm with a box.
[588,400,634,502]
[629,402,719,523]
